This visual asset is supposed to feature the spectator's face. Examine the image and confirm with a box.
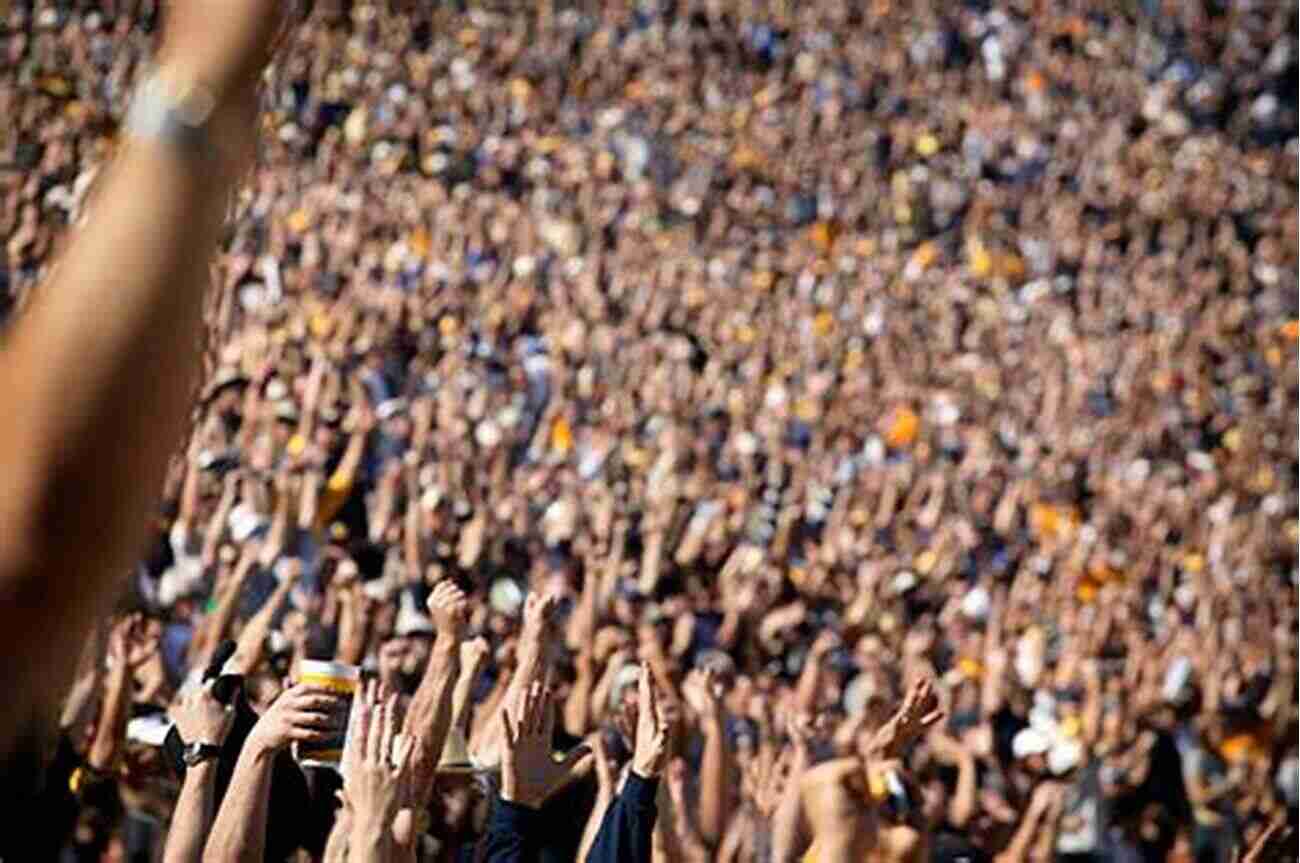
[378,638,408,690]
[404,635,431,676]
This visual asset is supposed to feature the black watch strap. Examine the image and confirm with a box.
[182,742,222,766]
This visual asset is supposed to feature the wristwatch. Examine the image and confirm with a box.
[124,65,218,158]
[181,741,223,767]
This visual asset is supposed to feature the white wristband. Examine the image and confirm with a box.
[125,69,217,159]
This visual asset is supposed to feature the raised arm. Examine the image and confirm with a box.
[866,676,944,760]
[585,665,668,863]
[200,472,239,573]
[86,616,144,772]
[474,592,560,767]
[203,685,343,863]
[341,683,416,863]
[192,542,261,672]
[162,680,235,863]
[487,682,587,863]
[771,721,817,863]
[315,390,373,530]
[403,581,467,807]
[401,460,423,578]
[334,575,368,667]
[577,733,618,863]
[175,449,203,544]
[994,781,1061,863]
[227,559,297,676]
[448,637,490,751]
[664,758,711,863]
[683,667,732,846]
[929,732,977,830]
[0,5,294,746]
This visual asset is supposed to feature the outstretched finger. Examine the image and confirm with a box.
[526,681,545,737]
[538,687,557,739]
[368,694,390,765]
[502,709,519,749]
[349,694,370,764]
[638,662,653,715]
[380,694,399,767]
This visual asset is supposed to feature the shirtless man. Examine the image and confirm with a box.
[796,678,943,863]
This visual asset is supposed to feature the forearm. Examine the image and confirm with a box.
[402,500,422,577]
[450,658,479,738]
[194,565,253,670]
[368,483,397,543]
[0,123,242,724]
[335,598,367,667]
[770,779,806,863]
[60,668,102,734]
[405,640,460,804]
[87,665,131,770]
[178,462,201,528]
[200,492,235,569]
[229,579,293,676]
[564,657,595,738]
[794,659,822,719]
[668,785,709,863]
[696,717,731,845]
[996,805,1044,863]
[298,473,319,531]
[163,762,220,863]
[948,755,977,829]
[1028,803,1060,862]
[203,743,275,863]
[471,674,511,748]
[257,494,290,568]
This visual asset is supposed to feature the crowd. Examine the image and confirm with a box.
[1,0,1297,861]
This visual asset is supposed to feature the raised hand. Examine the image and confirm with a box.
[682,667,723,723]
[245,684,345,755]
[589,731,616,795]
[501,682,591,809]
[632,663,671,779]
[426,579,469,639]
[460,637,490,677]
[341,682,414,847]
[108,614,157,671]
[521,591,560,644]
[171,678,236,747]
[867,676,944,759]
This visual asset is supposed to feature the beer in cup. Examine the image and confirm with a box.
[294,660,359,770]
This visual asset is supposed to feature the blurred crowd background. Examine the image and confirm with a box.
[1,0,1296,861]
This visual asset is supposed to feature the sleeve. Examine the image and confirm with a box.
[313,467,355,530]
[584,772,659,863]
[482,796,542,863]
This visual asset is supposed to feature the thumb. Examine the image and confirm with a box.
[558,744,593,777]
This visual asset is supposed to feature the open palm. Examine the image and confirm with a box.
[501,682,590,809]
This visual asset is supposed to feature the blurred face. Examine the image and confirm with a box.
[404,636,431,677]
[439,785,475,833]
[378,638,409,691]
